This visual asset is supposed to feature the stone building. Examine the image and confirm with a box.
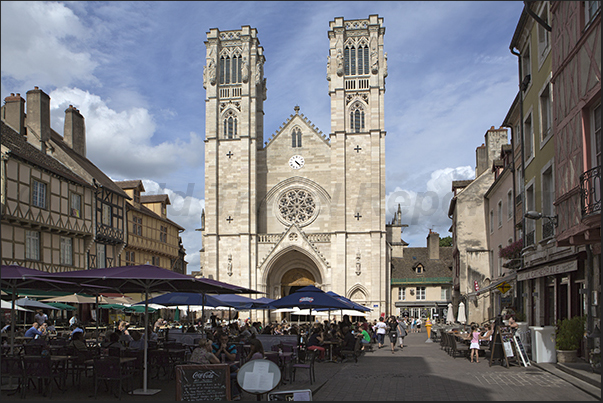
[391,230,453,320]
[1,89,129,270]
[448,126,508,324]
[200,15,392,316]
[116,180,188,274]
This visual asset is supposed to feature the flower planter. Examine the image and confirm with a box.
[556,349,578,363]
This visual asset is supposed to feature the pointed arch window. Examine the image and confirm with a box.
[292,128,302,148]
[350,102,365,133]
[344,43,369,76]
[219,54,242,85]
[223,110,238,139]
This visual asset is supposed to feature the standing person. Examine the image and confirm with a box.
[416,316,422,333]
[374,316,387,349]
[397,317,408,350]
[69,313,79,327]
[386,315,398,354]
[469,324,481,363]
[34,310,48,326]
[410,317,416,333]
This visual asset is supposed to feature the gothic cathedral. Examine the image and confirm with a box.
[201,15,394,314]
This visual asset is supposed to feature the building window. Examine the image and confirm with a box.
[133,189,140,204]
[537,3,550,58]
[125,251,135,265]
[219,54,242,85]
[592,103,601,168]
[440,287,450,300]
[540,83,552,141]
[133,216,142,236]
[416,287,426,300]
[415,264,424,274]
[223,110,237,139]
[586,1,601,26]
[60,237,73,266]
[542,165,554,238]
[70,193,81,218]
[161,204,166,216]
[102,203,111,226]
[507,190,513,219]
[291,128,302,148]
[97,243,106,269]
[498,245,503,276]
[32,180,47,209]
[350,102,365,133]
[25,230,40,260]
[526,184,535,245]
[160,226,168,243]
[344,43,369,76]
[521,44,531,90]
[152,256,160,266]
[399,287,406,301]
[524,113,533,162]
[497,200,503,228]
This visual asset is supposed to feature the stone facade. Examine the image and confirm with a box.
[201,15,391,317]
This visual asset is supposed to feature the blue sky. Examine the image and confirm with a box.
[1,1,524,273]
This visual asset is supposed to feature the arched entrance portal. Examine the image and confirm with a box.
[266,249,322,299]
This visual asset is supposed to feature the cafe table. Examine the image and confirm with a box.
[321,340,339,363]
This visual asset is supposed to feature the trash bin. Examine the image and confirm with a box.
[529,326,557,363]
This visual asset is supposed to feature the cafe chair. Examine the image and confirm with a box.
[291,348,316,384]
[93,356,133,400]
[1,354,25,398]
[22,355,61,398]
[24,342,45,356]
[68,347,95,388]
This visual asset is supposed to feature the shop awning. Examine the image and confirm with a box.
[466,272,517,298]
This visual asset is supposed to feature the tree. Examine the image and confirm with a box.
[439,236,452,247]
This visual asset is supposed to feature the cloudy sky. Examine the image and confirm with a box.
[1,1,524,273]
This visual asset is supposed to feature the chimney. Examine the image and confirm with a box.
[64,105,86,157]
[475,142,488,176]
[427,229,439,260]
[26,87,51,152]
[1,93,26,136]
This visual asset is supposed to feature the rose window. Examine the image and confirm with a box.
[278,189,316,224]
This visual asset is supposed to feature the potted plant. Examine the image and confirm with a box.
[555,316,586,363]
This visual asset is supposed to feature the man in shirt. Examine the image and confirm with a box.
[356,324,371,350]
[24,322,45,338]
[34,310,48,326]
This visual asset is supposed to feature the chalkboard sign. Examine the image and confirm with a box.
[175,364,230,401]
[489,326,514,368]
[513,335,531,367]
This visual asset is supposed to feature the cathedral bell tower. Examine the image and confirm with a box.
[327,15,388,311]
[202,26,266,281]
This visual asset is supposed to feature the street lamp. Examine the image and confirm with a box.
[524,210,558,227]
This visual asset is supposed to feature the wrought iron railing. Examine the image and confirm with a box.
[581,165,601,217]
[542,221,554,239]
[525,230,535,247]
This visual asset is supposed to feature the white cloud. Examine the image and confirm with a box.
[386,166,475,246]
[0,1,97,88]
[49,87,204,178]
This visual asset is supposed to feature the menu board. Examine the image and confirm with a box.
[175,364,230,401]
[513,335,531,367]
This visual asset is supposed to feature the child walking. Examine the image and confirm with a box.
[469,324,480,363]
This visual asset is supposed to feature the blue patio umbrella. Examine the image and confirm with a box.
[213,294,257,309]
[250,297,275,309]
[267,285,353,313]
[320,291,371,312]
[142,292,237,308]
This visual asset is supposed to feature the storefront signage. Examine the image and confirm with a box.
[517,261,577,281]
[497,281,511,294]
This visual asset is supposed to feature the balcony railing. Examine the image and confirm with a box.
[581,165,601,217]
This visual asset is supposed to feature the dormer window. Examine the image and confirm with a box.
[415,264,424,274]
[133,189,140,204]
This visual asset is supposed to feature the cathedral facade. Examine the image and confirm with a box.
[200,15,393,315]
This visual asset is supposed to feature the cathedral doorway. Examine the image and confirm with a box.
[265,249,322,299]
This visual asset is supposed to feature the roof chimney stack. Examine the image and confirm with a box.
[64,105,86,157]
[1,93,26,136]
[26,87,51,152]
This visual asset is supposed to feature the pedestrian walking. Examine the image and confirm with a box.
[416,317,422,333]
[469,324,480,363]
[397,317,408,349]
[386,315,398,353]
[374,316,387,348]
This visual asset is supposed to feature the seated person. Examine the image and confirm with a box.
[356,324,371,349]
[508,316,519,333]
[190,339,220,364]
[128,329,144,350]
[305,325,326,360]
[211,332,241,400]
[68,330,89,352]
[246,337,265,361]
[103,331,125,351]
[238,324,252,343]
[69,324,84,339]
[338,325,356,361]
[147,325,159,342]
[24,322,46,338]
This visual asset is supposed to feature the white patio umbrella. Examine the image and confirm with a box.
[446,303,455,324]
[1,299,31,312]
[457,301,467,324]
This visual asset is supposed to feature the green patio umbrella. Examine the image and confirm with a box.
[45,302,76,311]
[98,303,127,310]
[124,305,157,313]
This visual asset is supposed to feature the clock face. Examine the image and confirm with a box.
[289,155,305,170]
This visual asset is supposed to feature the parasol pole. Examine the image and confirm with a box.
[132,287,160,395]
[95,294,100,345]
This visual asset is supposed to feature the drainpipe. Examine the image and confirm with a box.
[510,44,528,323]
